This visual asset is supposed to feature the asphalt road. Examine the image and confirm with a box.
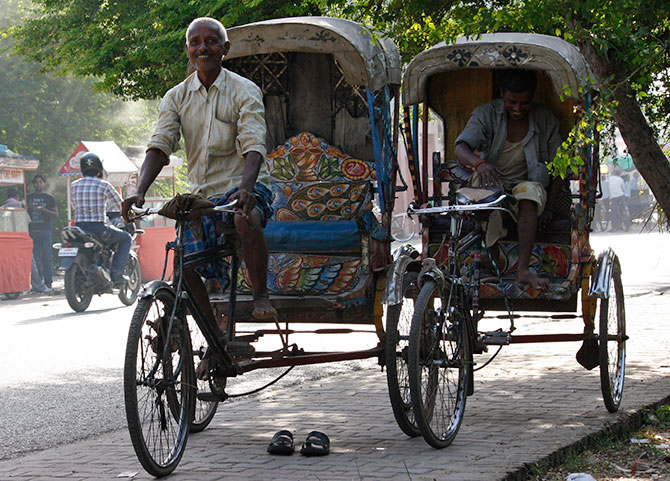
[0,286,378,461]
[0,230,667,463]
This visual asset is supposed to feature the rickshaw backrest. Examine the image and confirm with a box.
[236,132,379,297]
[266,132,376,223]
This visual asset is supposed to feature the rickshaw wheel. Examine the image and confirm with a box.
[187,312,219,433]
[124,288,195,477]
[386,271,420,437]
[409,279,470,449]
[599,258,626,412]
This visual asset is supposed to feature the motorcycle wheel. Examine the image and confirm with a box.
[65,263,93,312]
[119,253,142,306]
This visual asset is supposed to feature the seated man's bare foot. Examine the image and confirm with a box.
[251,296,277,319]
[195,358,209,380]
[515,270,550,289]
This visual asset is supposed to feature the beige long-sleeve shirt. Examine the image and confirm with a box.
[147,68,269,198]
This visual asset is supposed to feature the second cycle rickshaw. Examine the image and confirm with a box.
[385,32,626,448]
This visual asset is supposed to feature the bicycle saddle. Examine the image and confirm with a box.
[454,187,503,205]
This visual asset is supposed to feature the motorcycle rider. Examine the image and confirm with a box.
[71,153,131,287]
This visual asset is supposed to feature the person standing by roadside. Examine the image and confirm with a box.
[608,168,626,231]
[27,175,58,289]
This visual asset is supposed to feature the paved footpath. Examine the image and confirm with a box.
[2,235,670,480]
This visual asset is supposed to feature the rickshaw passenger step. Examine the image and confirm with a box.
[483,330,511,346]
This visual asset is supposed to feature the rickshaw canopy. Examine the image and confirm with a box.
[226,16,401,92]
[402,32,593,107]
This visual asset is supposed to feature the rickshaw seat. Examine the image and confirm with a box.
[264,220,361,254]
[454,187,504,205]
[235,132,379,298]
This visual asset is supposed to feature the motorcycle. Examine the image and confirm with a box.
[53,214,143,312]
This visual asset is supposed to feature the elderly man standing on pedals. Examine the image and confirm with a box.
[122,17,276,345]
[454,69,565,290]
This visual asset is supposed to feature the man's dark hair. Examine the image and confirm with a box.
[500,69,537,94]
[32,174,46,184]
[7,187,19,199]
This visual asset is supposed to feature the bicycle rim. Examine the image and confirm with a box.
[124,289,195,477]
[409,279,469,449]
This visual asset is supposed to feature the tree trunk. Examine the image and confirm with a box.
[576,36,670,220]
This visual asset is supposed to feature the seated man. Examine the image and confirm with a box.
[454,69,563,289]
[122,17,275,320]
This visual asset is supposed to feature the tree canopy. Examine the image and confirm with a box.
[1,0,160,228]
[8,0,670,219]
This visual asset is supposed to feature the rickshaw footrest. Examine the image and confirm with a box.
[483,331,511,345]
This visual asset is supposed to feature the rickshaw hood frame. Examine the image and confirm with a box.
[225,16,401,92]
[402,32,594,107]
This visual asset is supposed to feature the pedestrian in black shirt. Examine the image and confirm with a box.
[27,175,58,289]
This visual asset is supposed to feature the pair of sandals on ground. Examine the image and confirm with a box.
[267,430,330,456]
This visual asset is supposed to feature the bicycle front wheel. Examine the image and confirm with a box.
[599,258,626,412]
[408,279,470,449]
[124,289,196,477]
[386,271,420,437]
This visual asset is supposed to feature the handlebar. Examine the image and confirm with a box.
[409,193,516,216]
[128,199,240,219]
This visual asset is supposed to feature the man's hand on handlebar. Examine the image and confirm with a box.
[122,194,145,222]
[227,188,256,221]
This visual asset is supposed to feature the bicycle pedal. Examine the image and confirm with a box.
[197,391,228,402]
[226,341,255,357]
[483,330,510,346]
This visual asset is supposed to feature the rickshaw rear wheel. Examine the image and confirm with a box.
[599,258,626,412]
[187,312,219,433]
[124,288,195,477]
[386,271,420,437]
[409,279,470,449]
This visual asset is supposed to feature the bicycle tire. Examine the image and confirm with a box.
[599,258,626,412]
[124,288,196,477]
[386,271,420,437]
[409,279,470,449]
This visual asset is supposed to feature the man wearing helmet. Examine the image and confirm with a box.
[71,152,132,286]
[122,17,276,321]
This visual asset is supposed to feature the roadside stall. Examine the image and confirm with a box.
[0,145,39,298]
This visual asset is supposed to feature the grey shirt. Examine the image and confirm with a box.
[455,98,562,188]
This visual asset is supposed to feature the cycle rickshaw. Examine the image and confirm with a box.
[385,32,626,448]
[123,17,406,477]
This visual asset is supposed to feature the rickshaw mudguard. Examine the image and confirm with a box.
[384,246,421,306]
[138,280,173,299]
[588,248,619,299]
[417,257,446,292]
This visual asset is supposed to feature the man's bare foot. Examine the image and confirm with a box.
[251,296,277,319]
[515,270,549,289]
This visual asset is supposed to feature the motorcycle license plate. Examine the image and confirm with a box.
[58,247,79,257]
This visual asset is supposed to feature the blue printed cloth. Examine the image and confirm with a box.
[182,183,273,291]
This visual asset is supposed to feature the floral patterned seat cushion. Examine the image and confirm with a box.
[238,132,378,296]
